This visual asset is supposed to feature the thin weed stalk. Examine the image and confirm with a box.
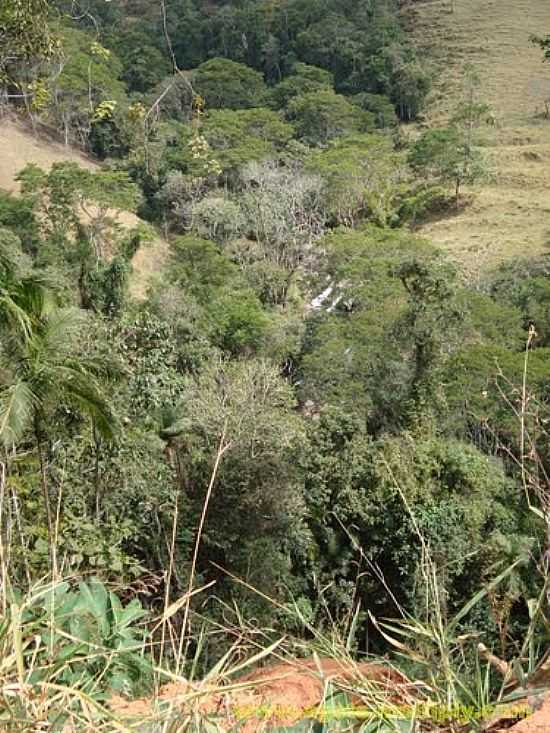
[176,424,231,675]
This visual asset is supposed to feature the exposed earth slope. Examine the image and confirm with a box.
[0,117,168,298]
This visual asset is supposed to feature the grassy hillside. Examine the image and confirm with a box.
[405,0,550,278]
[0,118,97,191]
[0,117,169,298]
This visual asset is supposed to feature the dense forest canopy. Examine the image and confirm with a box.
[0,0,548,723]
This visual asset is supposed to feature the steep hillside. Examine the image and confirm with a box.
[405,0,550,278]
[0,118,169,298]
[0,118,98,191]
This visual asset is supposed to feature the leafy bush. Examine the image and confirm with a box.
[19,579,152,697]
[287,89,373,145]
[193,58,268,109]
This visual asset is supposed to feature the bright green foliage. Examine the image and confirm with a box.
[0,264,116,552]
[458,290,525,350]
[444,343,550,449]
[299,227,437,420]
[208,289,270,354]
[397,183,449,225]
[194,57,268,109]
[20,579,151,696]
[0,227,50,342]
[270,63,334,109]
[169,236,241,303]
[44,26,127,146]
[0,0,58,84]
[168,108,294,178]
[168,235,269,354]
[201,108,293,173]
[9,308,191,580]
[17,162,141,309]
[287,89,373,145]
[0,298,116,572]
[409,127,489,205]
[0,191,41,257]
[0,301,115,446]
[18,162,139,237]
[306,134,409,226]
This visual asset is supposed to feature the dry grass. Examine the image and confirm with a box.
[0,116,169,299]
[404,0,550,277]
[0,118,98,192]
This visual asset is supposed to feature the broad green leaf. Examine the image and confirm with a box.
[76,580,110,637]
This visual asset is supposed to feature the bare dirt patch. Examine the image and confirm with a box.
[0,116,169,298]
[507,694,550,733]
[0,117,97,192]
[110,658,550,732]
[110,657,414,730]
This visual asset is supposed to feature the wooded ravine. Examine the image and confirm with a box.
[0,0,548,730]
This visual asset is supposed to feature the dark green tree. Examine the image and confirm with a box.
[194,58,268,109]
[393,258,463,423]
[287,89,372,145]
[270,63,334,109]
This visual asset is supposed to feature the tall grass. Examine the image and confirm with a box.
[0,334,548,732]
[0,527,546,731]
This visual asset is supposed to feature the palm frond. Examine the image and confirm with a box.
[38,307,85,360]
[0,380,37,448]
[54,366,117,442]
[63,354,125,382]
[0,277,53,342]
[0,291,33,340]
[14,276,56,320]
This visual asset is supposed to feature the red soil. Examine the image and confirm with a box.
[506,695,550,733]
[110,657,550,732]
[110,656,414,729]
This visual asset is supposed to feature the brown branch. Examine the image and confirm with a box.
[478,643,511,679]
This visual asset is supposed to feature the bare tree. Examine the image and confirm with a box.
[237,160,326,303]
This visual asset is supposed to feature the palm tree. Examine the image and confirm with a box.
[0,267,116,556]
[0,230,51,341]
